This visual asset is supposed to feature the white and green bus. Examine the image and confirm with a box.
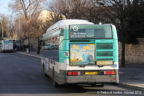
[0,40,14,52]
[41,19,119,87]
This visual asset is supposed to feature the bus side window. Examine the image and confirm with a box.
[60,29,64,36]
[59,29,64,44]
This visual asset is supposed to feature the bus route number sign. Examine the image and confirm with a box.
[71,26,86,38]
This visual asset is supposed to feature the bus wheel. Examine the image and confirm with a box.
[42,64,47,77]
[52,69,59,88]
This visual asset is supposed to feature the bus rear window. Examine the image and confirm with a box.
[70,25,112,39]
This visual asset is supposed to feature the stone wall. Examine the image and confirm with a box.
[119,38,144,66]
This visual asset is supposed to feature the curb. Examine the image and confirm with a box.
[119,83,144,91]
[17,52,41,59]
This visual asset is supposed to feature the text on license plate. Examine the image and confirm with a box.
[96,61,113,65]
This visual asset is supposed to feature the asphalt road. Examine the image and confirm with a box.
[0,53,143,96]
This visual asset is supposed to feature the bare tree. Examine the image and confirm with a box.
[9,0,46,20]
[8,19,15,38]
[95,0,144,67]
[9,0,46,52]
[0,15,10,39]
[50,0,90,19]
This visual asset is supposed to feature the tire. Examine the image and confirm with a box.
[52,68,59,88]
[42,64,48,77]
[42,64,45,72]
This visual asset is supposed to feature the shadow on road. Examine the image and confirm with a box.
[0,73,123,94]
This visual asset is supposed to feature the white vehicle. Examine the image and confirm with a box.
[0,40,14,52]
[41,19,119,87]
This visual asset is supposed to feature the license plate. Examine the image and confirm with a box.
[96,61,113,65]
[85,72,98,75]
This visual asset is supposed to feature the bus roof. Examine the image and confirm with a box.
[45,19,94,34]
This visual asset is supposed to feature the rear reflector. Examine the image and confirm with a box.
[104,71,116,75]
[67,72,79,76]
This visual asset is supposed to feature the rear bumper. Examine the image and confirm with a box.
[55,70,119,85]
[65,70,119,84]
[66,74,118,84]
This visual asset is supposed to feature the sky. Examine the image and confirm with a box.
[0,0,11,15]
[0,0,52,16]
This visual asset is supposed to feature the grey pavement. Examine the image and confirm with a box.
[17,51,144,91]
[119,68,144,90]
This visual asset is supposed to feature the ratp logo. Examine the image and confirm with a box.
[72,26,79,32]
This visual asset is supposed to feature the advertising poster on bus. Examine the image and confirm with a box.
[70,44,95,65]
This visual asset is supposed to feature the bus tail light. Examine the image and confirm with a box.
[104,71,116,75]
[67,72,80,76]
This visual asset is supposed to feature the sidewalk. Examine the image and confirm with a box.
[17,51,144,90]
[119,68,144,90]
